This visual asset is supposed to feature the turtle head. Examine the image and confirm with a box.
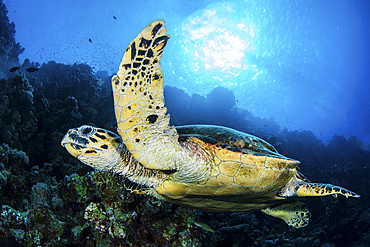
[61,125,123,170]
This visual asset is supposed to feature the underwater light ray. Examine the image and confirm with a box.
[180,2,259,83]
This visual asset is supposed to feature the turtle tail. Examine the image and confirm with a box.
[295,183,360,198]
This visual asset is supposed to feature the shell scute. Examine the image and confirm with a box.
[186,185,218,196]
[219,161,241,176]
[234,164,265,187]
[264,156,300,169]
[203,177,221,187]
[253,168,281,189]
[216,173,235,186]
[240,152,266,166]
[213,184,243,196]
[157,180,191,199]
[213,145,240,162]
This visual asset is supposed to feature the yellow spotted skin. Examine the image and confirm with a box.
[112,20,176,171]
[296,183,355,198]
[261,202,311,228]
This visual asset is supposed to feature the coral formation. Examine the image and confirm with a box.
[0,1,24,78]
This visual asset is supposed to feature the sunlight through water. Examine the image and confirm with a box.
[179,2,258,84]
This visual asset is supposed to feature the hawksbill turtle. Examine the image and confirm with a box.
[61,20,360,228]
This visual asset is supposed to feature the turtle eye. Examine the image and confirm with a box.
[79,125,96,137]
[82,126,92,135]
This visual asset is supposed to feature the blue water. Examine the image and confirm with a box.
[4,0,370,144]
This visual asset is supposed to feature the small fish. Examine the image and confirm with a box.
[113,16,116,20]
[194,221,215,233]
[26,67,39,72]
[9,66,20,72]
[88,38,92,43]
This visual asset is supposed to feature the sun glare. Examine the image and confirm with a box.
[181,4,257,77]
[202,31,247,71]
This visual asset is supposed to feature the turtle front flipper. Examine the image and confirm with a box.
[295,183,360,198]
[112,20,210,181]
[261,201,311,228]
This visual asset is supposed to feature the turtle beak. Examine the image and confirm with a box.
[60,132,70,147]
[61,129,87,158]
[62,142,82,158]
[61,129,76,147]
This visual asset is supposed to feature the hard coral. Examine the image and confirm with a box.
[0,1,24,78]
[31,182,51,208]
[0,75,37,150]
[82,171,203,246]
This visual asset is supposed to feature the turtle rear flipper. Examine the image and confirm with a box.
[261,201,311,228]
[278,172,360,198]
[295,183,360,198]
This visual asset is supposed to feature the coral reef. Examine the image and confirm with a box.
[0,75,37,151]
[78,172,203,246]
[0,1,24,78]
